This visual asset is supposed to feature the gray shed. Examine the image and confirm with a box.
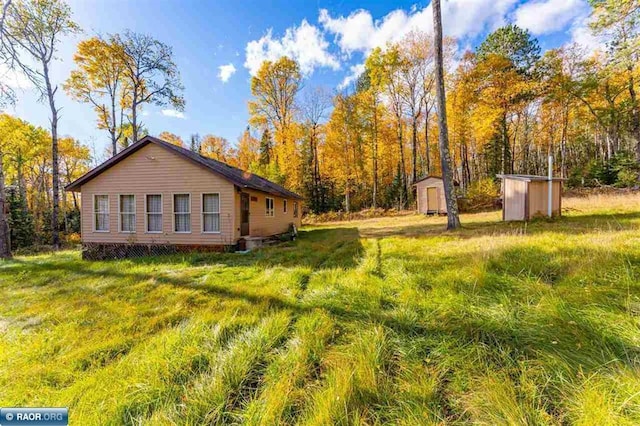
[414,176,448,214]
[497,174,564,221]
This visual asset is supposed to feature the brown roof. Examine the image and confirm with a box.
[66,136,304,200]
[496,174,566,182]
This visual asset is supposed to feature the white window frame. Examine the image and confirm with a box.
[283,199,288,214]
[201,193,221,234]
[172,193,192,233]
[265,197,275,217]
[118,194,137,233]
[93,194,110,232]
[145,194,163,234]
[293,201,299,218]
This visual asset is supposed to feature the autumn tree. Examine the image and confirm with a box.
[476,25,540,175]
[433,0,460,229]
[235,127,259,170]
[158,131,184,147]
[248,56,302,180]
[300,87,331,210]
[590,0,640,160]
[0,0,14,107]
[200,134,235,163]
[2,0,80,248]
[116,30,184,143]
[65,36,128,156]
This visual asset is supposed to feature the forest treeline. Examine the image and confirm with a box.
[0,0,639,252]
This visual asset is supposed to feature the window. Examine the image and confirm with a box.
[119,195,136,233]
[202,193,220,233]
[293,201,299,218]
[173,194,191,232]
[94,195,109,232]
[265,197,274,217]
[146,194,162,233]
[283,199,288,213]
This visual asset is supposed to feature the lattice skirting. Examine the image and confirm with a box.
[82,242,231,260]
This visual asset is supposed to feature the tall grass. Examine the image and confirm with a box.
[0,193,639,424]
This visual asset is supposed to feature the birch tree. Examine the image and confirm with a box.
[2,0,79,248]
[432,0,460,229]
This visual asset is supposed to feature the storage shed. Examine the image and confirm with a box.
[497,174,564,221]
[414,176,450,214]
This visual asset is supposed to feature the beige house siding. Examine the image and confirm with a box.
[503,179,527,221]
[233,189,302,239]
[80,143,237,245]
[415,177,446,214]
[502,178,562,221]
[528,181,562,218]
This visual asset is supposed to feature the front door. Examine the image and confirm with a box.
[240,193,250,236]
[427,187,438,212]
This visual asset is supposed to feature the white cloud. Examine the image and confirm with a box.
[244,19,340,76]
[218,63,237,83]
[569,14,604,53]
[514,0,589,35]
[161,109,186,119]
[319,0,518,55]
[338,63,365,90]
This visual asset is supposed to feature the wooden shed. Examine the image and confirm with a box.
[414,176,449,214]
[497,174,563,221]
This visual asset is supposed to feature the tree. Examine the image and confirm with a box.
[432,0,460,230]
[157,131,184,147]
[477,24,541,74]
[235,127,259,170]
[259,127,272,166]
[116,30,184,143]
[2,0,80,249]
[300,87,331,210]
[589,0,640,160]
[189,133,201,153]
[248,56,302,172]
[64,36,128,156]
[0,112,14,257]
[200,134,235,163]
[0,0,14,107]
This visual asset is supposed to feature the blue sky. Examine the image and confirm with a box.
[3,0,598,158]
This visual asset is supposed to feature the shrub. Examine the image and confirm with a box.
[461,178,501,212]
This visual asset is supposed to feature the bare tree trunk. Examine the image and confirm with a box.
[411,116,418,183]
[43,62,60,249]
[396,113,408,207]
[432,0,460,230]
[372,102,378,208]
[628,69,640,162]
[131,92,138,145]
[424,107,430,174]
[0,151,11,258]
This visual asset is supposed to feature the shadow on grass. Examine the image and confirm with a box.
[3,216,639,383]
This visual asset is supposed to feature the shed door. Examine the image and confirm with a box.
[427,187,438,212]
[240,193,250,236]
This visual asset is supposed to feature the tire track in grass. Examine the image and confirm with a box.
[152,311,292,425]
[60,313,246,425]
[297,325,397,426]
[241,311,336,425]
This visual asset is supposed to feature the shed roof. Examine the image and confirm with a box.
[66,136,304,200]
[496,174,566,182]
[412,175,460,186]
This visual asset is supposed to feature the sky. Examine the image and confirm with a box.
[2,0,600,157]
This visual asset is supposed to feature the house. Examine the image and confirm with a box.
[497,174,563,221]
[66,136,303,258]
[414,175,454,214]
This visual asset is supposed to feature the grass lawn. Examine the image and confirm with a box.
[1,193,640,425]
